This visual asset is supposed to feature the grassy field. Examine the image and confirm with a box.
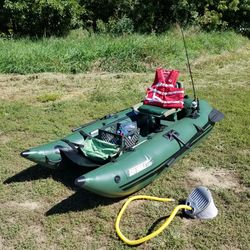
[0,31,249,249]
[0,29,248,74]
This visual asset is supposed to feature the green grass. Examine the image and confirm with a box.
[36,92,61,103]
[0,31,249,249]
[0,28,248,74]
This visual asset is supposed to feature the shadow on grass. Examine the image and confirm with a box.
[3,164,88,190]
[146,199,191,235]
[45,191,121,216]
[4,164,121,214]
[146,213,192,235]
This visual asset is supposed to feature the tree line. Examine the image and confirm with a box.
[0,0,249,37]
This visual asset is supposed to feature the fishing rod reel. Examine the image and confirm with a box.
[189,97,200,118]
[183,95,200,118]
[115,186,218,245]
[191,99,199,110]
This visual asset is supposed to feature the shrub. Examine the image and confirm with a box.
[108,16,134,35]
[198,8,228,31]
[96,19,108,34]
[96,16,134,35]
[3,0,82,37]
[1,0,249,36]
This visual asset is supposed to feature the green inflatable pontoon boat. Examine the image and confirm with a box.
[20,70,224,198]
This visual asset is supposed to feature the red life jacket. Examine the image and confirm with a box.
[144,68,184,109]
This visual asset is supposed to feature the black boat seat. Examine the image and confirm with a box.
[134,102,178,118]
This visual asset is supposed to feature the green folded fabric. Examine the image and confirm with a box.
[79,137,120,163]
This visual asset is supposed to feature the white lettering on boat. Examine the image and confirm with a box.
[128,156,152,177]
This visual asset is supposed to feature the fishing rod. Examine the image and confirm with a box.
[179,26,197,101]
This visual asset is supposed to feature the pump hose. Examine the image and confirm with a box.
[115,195,192,245]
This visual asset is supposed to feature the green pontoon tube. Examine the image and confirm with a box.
[21,93,224,198]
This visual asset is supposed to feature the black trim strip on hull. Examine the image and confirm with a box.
[119,122,213,191]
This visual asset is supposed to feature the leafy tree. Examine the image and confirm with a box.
[0,0,249,36]
[3,0,82,36]
[79,0,117,31]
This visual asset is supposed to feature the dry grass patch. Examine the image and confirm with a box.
[0,72,150,105]
[8,201,42,210]
[0,236,4,250]
[0,133,11,144]
[188,168,242,190]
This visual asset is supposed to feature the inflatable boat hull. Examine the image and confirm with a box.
[21,97,223,197]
